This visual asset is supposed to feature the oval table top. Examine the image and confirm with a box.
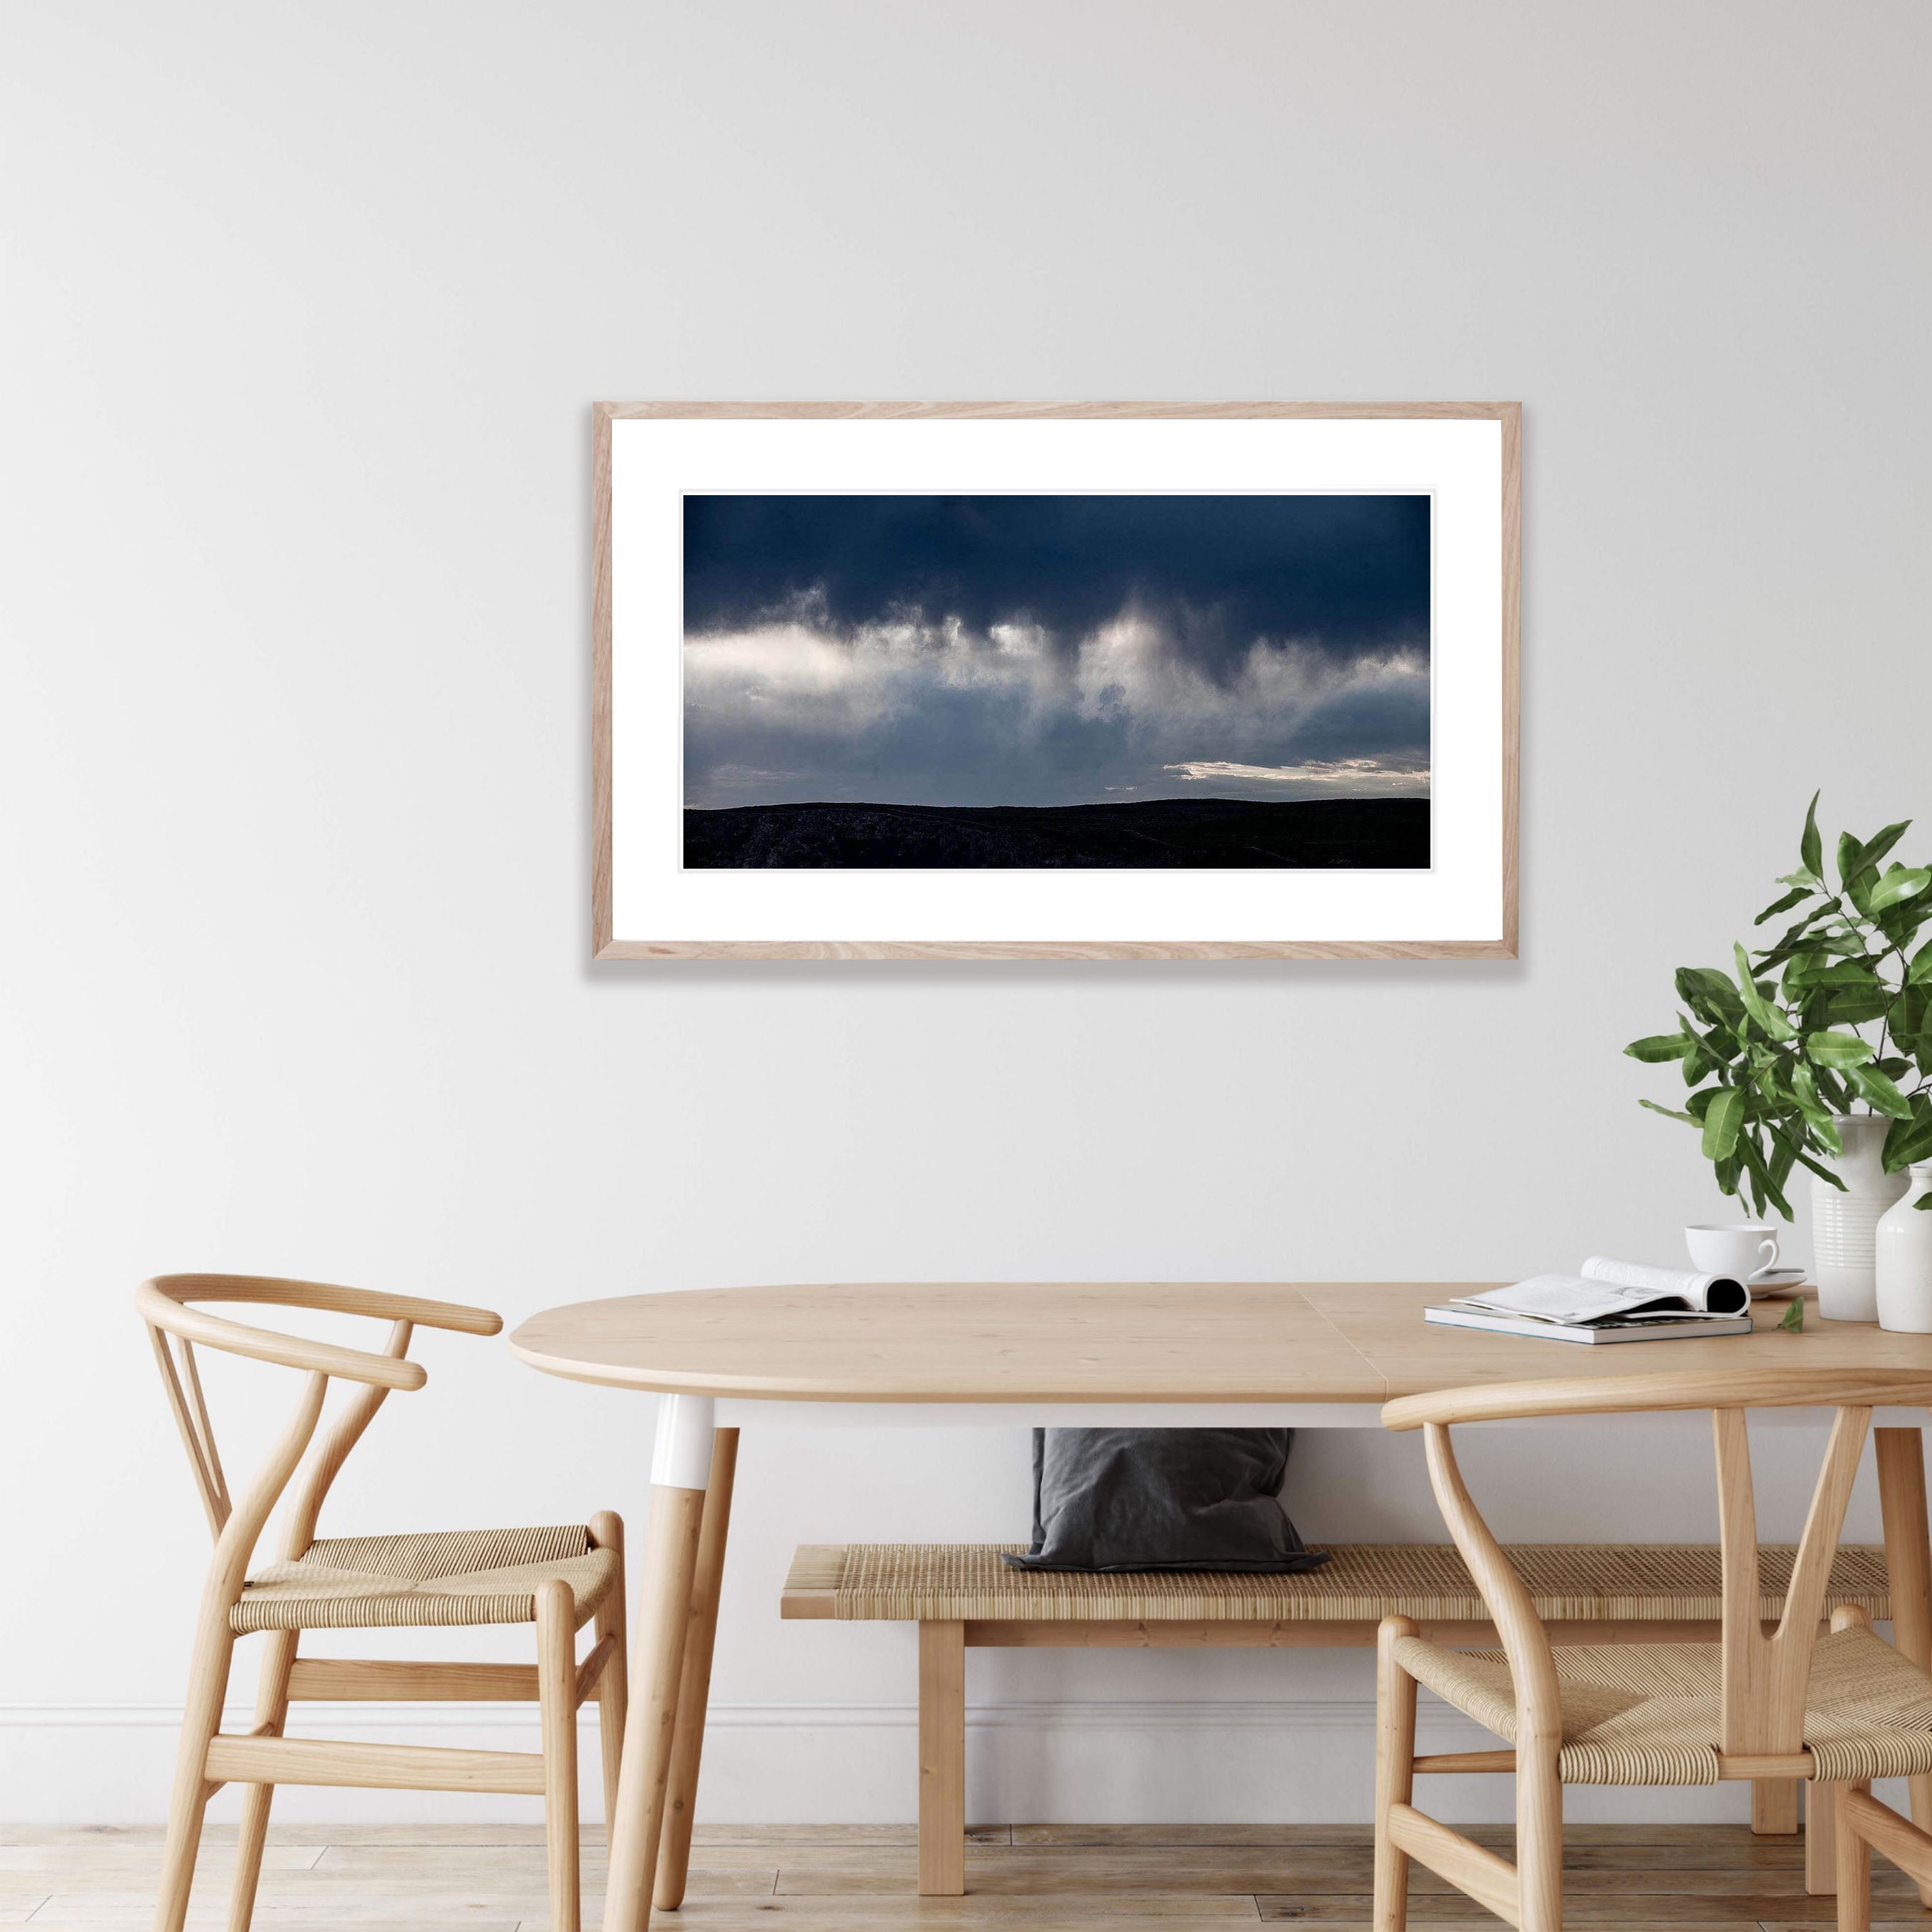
[508,1281,1932,1405]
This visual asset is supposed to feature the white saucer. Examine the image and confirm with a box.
[1749,1267,1807,1297]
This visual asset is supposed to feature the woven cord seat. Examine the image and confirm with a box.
[233,1524,621,1633]
[1395,1624,1932,1786]
[786,1540,1892,1624]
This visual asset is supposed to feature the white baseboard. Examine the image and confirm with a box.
[0,1698,1785,1828]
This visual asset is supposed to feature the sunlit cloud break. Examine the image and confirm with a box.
[1163,758,1430,796]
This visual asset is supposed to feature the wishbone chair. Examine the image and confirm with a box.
[137,1274,628,1932]
[1372,1365,1932,1932]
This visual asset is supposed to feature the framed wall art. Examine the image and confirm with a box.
[593,401,1518,960]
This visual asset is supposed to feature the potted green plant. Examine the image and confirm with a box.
[1626,794,1932,1318]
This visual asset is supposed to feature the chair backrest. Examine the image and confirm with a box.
[137,1274,502,1601]
[1382,1367,1932,1759]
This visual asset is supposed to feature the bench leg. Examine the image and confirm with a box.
[918,1620,966,1896]
[1752,1777,1800,1833]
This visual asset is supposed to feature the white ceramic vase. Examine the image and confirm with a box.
[1813,1113,1911,1321]
[1876,1162,1932,1333]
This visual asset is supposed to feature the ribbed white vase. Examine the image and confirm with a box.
[1813,1113,1911,1321]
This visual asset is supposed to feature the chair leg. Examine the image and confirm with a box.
[1835,1779,1872,1932]
[1810,1781,1840,1895]
[225,1629,298,1932]
[1753,1777,1801,1834]
[1875,1428,1932,1905]
[1373,1616,1417,1932]
[154,1611,235,1932]
[918,1620,967,1897]
[1515,1740,1563,1932]
[537,1581,582,1932]
[589,1511,629,1848]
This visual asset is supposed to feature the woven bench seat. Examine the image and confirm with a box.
[781,1541,1892,1629]
[784,1538,1895,1897]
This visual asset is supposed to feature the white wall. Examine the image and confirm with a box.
[4,0,1931,1825]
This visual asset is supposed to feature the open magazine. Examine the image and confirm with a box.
[1425,1257,1755,1345]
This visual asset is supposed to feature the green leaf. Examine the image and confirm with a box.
[1856,821,1913,877]
[1828,990,1893,1027]
[1766,1118,1845,1189]
[1702,1086,1746,1161]
[1733,943,1795,1039]
[1910,936,1932,985]
[1801,791,1823,879]
[1738,1133,1793,1220]
[1814,1065,1853,1112]
[1882,1104,1932,1172]
[1838,830,1865,890]
[1790,960,1885,990]
[1755,886,1813,926]
[1847,1061,1913,1118]
[1682,1022,1729,1083]
[1807,1030,1876,1069]
[1677,967,1747,1030]
[1780,1297,1805,1332]
[1769,1132,1797,1194]
[1626,1033,1696,1063]
[1870,865,1932,913]
[1638,1098,1698,1125]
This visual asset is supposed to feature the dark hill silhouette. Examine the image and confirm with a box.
[684,796,1427,869]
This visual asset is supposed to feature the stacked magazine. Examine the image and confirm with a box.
[1426,1257,1755,1345]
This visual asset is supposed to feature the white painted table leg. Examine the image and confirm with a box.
[602,1396,713,1932]
[655,1428,739,1911]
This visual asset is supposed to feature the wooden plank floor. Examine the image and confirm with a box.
[6,1820,1931,1929]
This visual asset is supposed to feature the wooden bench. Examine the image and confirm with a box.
[781,1540,1894,1896]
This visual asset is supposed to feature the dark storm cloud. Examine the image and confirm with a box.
[682,493,1430,809]
[684,494,1429,672]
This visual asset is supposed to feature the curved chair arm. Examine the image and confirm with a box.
[135,1277,474,1390]
[146,1272,501,1335]
[1384,1366,1932,1433]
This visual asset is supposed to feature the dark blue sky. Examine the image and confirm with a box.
[683,494,1430,810]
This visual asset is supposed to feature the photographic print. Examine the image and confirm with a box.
[597,404,1517,958]
[681,493,1431,872]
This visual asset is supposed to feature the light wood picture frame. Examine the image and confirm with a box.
[593,401,1519,960]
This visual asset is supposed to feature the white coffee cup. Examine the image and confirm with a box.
[1686,1223,1782,1282]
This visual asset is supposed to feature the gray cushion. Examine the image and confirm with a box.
[1002,1428,1330,1574]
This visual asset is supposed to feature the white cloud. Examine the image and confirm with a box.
[683,614,1071,733]
[1163,758,1430,795]
[688,608,1425,743]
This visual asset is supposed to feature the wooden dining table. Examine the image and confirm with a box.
[508,1280,1932,1932]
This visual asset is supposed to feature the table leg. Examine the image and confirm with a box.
[1876,1427,1932,1906]
[654,1428,740,1911]
[602,1395,713,1932]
